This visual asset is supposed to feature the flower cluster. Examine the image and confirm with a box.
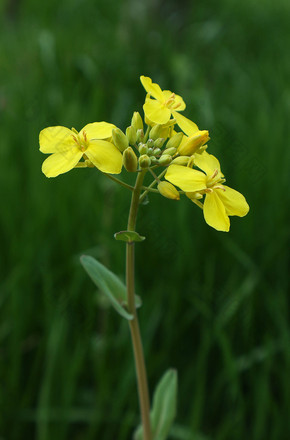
[39,75,249,231]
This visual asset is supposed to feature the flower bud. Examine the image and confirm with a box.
[149,124,163,140]
[138,143,148,155]
[178,130,209,156]
[163,147,177,156]
[166,132,183,150]
[112,128,129,152]
[158,154,172,166]
[123,147,138,172]
[147,147,153,155]
[131,112,143,131]
[139,154,151,168]
[136,129,144,143]
[157,181,180,200]
[154,138,166,149]
[153,148,162,156]
[126,125,137,146]
[147,138,154,148]
[171,156,189,165]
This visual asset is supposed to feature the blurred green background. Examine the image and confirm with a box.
[1,0,289,439]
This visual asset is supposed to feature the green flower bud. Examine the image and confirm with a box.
[149,124,163,140]
[171,156,189,165]
[163,147,177,156]
[112,128,129,152]
[147,147,153,156]
[166,132,183,150]
[138,143,148,155]
[154,138,166,149]
[123,147,138,172]
[139,154,151,168]
[126,125,137,146]
[131,112,143,131]
[153,148,162,156]
[158,154,172,166]
[147,138,154,148]
[136,128,144,143]
[158,181,180,200]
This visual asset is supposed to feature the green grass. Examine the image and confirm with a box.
[0,0,290,439]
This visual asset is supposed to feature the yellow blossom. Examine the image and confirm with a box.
[39,122,123,177]
[173,112,210,156]
[140,76,186,125]
[165,152,249,232]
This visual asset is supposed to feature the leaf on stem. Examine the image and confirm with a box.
[80,255,142,320]
[134,369,178,440]
[114,230,146,243]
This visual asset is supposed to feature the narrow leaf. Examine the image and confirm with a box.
[114,230,146,243]
[133,369,178,440]
[80,255,141,320]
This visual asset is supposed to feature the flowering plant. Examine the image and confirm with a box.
[40,76,249,439]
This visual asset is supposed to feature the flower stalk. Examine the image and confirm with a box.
[126,170,152,440]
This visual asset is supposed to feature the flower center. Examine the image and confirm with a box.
[72,130,89,152]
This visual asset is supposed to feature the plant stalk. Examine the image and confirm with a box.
[126,170,152,440]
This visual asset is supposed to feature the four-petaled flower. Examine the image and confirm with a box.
[39,122,123,177]
[140,76,186,125]
[165,152,249,231]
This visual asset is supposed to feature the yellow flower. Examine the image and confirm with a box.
[165,152,249,232]
[39,122,123,177]
[140,76,186,125]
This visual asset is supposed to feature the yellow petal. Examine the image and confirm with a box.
[39,126,76,154]
[194,151,223,177]
[163,90,186,111]
[203,191,230,232]
[165,164,207,192]
[216,186,249,217]
[42,148,82,178]
[85,140,123,174]
[143,99,171,125]
[172,112,199,136]
[140,76,164,101]
[80,122,115,140]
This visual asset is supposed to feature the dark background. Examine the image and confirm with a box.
[0,0,289,439]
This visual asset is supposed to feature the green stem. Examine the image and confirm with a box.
[103,173,134,191]
[126,170,152,440]
[139,168,167,203]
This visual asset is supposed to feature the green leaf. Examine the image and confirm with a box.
[134,369,178,440]
[114,230,146,243]
[80,255,141,320]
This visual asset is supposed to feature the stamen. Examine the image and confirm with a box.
[210,169,219,179]
[83,130,88,143]
[172,102,181,109]
[72,135,81,147]
[214,185,226,191]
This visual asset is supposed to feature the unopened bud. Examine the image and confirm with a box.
[139,154,151,168]
[158,154,172,166]
[178,130,209,156]
[147,138,154,148]
[131,112,143,131]
[154,138,166,149]
[123,147,138,172]
[153,148,162,156]
[147,147,153,155]
[136,129,144,143]
[171,156,189,165]
[166,132,183,150]
[158,181,180,200]
[149,124,163,140]
[163,147,177,156]
[126,126,137,146]
[112,128,129,152]
[138,143,148,155]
